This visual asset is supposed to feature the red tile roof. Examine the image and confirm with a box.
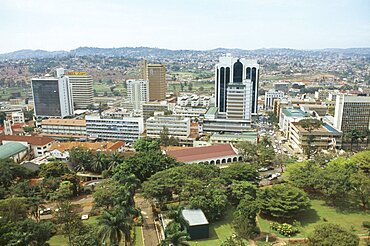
[0,135,55,146]
[166,144,238,163]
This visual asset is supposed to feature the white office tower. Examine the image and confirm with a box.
[67,72,94,109]
[333,94,370,134]
[126,79,149,111]
[265,90,284,110]
[215,55,259,119]
[31,71,74,118]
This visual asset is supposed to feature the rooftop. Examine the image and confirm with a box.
[181,209,209,226]
[282,108,310,117]
[0,135,55,146]
[205,107,218,116]
[50,141,125,152]
[166,144,238,163]
[0,142,28,159]
[42,118,86,126]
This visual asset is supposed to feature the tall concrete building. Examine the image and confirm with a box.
[333,94,370,134]
[215,55,260,119]
[66,72,93,109]
[31,69,74,118]
[265,90,284,110]
[140,59,166,101]
[126,79,149,111]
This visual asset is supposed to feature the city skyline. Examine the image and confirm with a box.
[1,0,370,53]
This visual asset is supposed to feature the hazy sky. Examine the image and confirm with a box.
[1,0,369,53]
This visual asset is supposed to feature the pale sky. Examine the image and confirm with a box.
[0,0,369,53]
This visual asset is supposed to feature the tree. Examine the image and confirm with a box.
[39,161,70,178]
[108,151,125,171]
[349,150,370,172]
[133,138,160,152]
[229,181,257,205]
[92,152,109,173]
[258,184,310,220]
[236,141,257,162]
[345,128,360,152]
[220,163,259,185]
[308,223,359,246]
[93,179,119,209]
[0,197,28,222]
[53,181,74,201]
[298,118,323,159]
[221,236,247,246]
[0,159,30,190]
[160,126,170,146]
[69,147,94,172]
[23,125,35,133]
[98,207,133,246]
[233,196,260,239]
[0,112,6,126]
[54,201,84,246]
[286,161,323,193]
[349,170,370,210]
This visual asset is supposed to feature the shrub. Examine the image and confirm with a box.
[270,222,299,237]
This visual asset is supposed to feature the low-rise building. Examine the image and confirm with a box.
[86,115,144,142]
[289,122,342,152]
[279,107,311,137]
[0,135,55,157]
[146,116,190,139]
[0,142,28,162]
[41,119,87,139]
[142,102,168,119]
[11,112,25,124]
[210,132,257,144]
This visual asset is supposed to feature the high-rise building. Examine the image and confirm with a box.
[333,94,370,134]
[126,79,149,111]
[215,55,259,119]
[265,90,284,110]
[140,60,166,101]
[31,69,74,118]
[66,72,94,109]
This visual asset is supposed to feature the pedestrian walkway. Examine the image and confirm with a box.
[135,194,159,246]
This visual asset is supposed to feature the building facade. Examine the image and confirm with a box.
[41,119,87,139]
[85,115,144,142]
[126,79,149,111]
[146,116,190,139]
[31,70,74,118]
[67,72,94,109]
[215,55,259,118]
[141,60,166,101]
[333,94,370,134]
[265,90,284,110]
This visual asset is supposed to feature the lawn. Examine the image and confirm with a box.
[258,199,370,238]
[188,209,248,246]
[134,226,144,246]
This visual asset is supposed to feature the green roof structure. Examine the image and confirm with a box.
[0,142,28,160]
[282,108,310,117]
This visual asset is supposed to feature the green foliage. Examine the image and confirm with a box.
[69,147,94,172]
[52,181,74,201]
[114,150,179,182]
[23,125,35,133]
[93,179,120,209]
[233,196,260,239]
[308,223,359,246]
[0,197,28,222]
[221,236,247,246]
[258,184,310,220]
[220,163,259,185]
[270,222,299,236]
[349,170,370,210]
[286,161,323,192]
[229,181,257,205]
[39,161,70,178]
[349,150,370,172]
[133,138,160,152]
[236,140,275,167]
[0,158,30,190]
[345,128,361,151]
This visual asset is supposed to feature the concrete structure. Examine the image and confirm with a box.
[279,108,311,137]
[181,209,209,240]
[333,94,370,134]
[126,79,149,111]
[11,112,25,124]
[41,118,87,139]
[289,122,343,152]
[172,106,207,119]
[85,115,144,142]
[0,142,28,162]
[314,90,330,101]
[210,132,257,144]
[141,60,166,101]
[215,55,259,118]
[166,144,241,164]
[0,135,55,157]
[31,69,74,118]
[66,72,94,109]
[146,116,190,139]
[142,102,168,119]
[265,90,284,110]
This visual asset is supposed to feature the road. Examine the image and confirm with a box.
[135,194,159,246]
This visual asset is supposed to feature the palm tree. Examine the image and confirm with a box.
[93,152,109,173]
[161,231,190,246]
[345,128,360,151]
[108,151,124,171]
[98,208,133,246]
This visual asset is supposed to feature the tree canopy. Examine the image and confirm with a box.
[308,223,359,246]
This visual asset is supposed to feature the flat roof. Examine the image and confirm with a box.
[42,118,86,126]
[282,108,310,117]
[205,107,218,115]
[181,209,209,226]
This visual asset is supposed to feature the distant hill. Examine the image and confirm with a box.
[1,46,370,60]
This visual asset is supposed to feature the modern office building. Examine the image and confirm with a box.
[31,69,74,118]
[146,116,190,139]
[66,72,94,109]
[333,94,370,134]
[279,107,311,138]
[215,55,259,118]
[126,79,149,111]
[85,115,144,142]
[265,90,284,110]
[140,60,166,101]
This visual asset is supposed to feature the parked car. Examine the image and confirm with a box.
[40,208,52,215]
